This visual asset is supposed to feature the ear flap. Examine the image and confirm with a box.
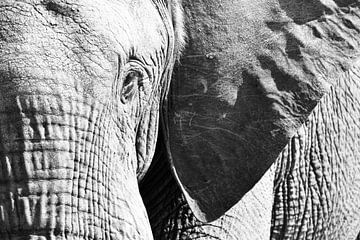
[163,0,360,222]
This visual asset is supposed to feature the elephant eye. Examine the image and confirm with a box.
[120,70,142,104]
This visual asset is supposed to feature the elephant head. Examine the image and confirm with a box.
[1,0,360,239]
[0,0,184,239]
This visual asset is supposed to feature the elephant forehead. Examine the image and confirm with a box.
[0,0,169,58]
[75,0,170,56]
[0,0,170,99]
[49,0,169,55]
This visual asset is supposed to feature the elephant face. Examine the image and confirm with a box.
[0,0,183,239]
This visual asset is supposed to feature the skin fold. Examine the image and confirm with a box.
[1,0,360,239]
[271,66,360,239]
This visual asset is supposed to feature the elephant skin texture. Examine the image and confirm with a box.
[1,0,360,240]
[0,0,182,239]
[155,0,360,240]
[143,69,360,240]
[143,68,360,239]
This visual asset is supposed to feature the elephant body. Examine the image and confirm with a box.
[272,65,360,239]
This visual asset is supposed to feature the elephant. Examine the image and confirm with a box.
[1,0,360,240]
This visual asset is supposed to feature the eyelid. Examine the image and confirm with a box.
[138,75,150,86]
[123,69,149,88]
[127,59,152,79]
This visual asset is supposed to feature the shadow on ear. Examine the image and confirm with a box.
[162,0,360,222]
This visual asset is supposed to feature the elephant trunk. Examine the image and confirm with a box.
[0,94,152,239]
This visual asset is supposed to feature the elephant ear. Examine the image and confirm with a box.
[162,0,360,222]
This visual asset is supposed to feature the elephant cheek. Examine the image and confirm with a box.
[0,95,152,239]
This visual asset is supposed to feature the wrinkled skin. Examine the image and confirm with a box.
[0,0,178,239]
[1,0,360,240]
